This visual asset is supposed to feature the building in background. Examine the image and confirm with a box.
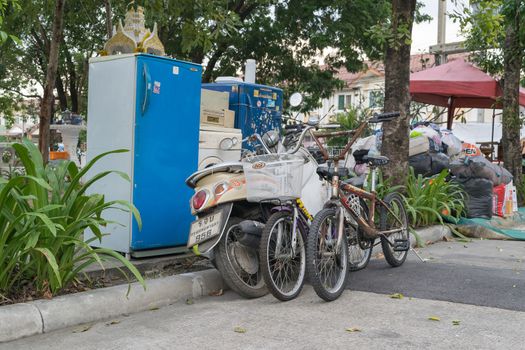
[315,53,503,126]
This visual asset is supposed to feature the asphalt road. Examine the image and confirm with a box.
[349,239,525,311]
[3,239,525,349]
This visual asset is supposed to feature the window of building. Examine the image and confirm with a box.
[337,94,352,110]
[368,90,383,108]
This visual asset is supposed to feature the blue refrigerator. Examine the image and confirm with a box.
[86,54,202,257]
[203,81,283,149]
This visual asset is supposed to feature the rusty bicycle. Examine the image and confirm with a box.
[305,111,410,301]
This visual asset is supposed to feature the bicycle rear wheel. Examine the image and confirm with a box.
[306,208,349,302]
[346,196,373,271]
[260,211,306,301]
[380,192,410,267]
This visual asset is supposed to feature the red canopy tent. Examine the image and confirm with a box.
[410,59,525,129]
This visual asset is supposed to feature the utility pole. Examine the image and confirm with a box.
[436,0,447,65]
[429,0,467,64]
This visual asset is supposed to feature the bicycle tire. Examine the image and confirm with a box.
[306,208,349,301]
[259,211,306,301]
[379,192,409,267]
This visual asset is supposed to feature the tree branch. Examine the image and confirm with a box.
[1,87,42,100]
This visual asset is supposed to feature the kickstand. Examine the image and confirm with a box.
[410,247,427,262]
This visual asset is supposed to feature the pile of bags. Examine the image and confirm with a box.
[408,123,462,177]
[450,143,516,219]
[346,122,518,220]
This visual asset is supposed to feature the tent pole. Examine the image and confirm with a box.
[446,97,454,130]
[491,108,495,161]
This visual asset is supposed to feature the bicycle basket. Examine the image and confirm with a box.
[242,154,304,202]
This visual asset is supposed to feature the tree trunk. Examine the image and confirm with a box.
[381,0,417,186]
[39,0,66,162]
[104,0,113,40]
[64,45,78,113]
[55,74,68,111]
[501,6,523,203]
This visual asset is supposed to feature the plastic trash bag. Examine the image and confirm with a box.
[456,177,493,219]
[441,131,462,156]
[430,153,450,175]
[409,153,432,177]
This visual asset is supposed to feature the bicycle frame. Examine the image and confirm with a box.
[308,119,405,246]
[270,199,310,257]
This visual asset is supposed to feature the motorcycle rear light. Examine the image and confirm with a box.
[214,182,229,196]
[192,190,208,210]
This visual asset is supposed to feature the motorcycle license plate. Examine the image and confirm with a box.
[187,212,223,248]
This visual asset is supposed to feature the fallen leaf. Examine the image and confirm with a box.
[390,293,404,299]
[234,326,246,333]
[463,245,468,248]
[105,320,120,326]
[513,285,517,288]
[428,316,440,321]
[498,248,503,252]
[186,298,194,305]
[375,252,385,259]
[452,320,460,326]
[149,307,160,311]
[73,324,92,333]
[209,289,224,297]
[346,327,361,333]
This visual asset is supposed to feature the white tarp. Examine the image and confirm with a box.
[448,122,525,145]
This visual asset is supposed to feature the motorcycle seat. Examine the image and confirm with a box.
[316,165,350,181]
[363,155,389,167]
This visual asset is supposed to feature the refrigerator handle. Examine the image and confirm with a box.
[141,63,152,115]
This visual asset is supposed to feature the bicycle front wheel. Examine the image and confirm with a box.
[260,211,306,301]
[306,208,349,302]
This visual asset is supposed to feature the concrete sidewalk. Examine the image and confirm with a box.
[4,287,524,350]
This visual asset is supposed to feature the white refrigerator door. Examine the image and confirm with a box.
[85,55,137,253]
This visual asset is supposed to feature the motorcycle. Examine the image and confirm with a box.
[185,95,328,298]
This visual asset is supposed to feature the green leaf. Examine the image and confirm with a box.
[233,326,246,333]
[345,327,362,333]
[428,316,440,321]
[33,248,62,288]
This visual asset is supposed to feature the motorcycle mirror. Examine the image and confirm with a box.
[262,130,279,148]
[289,92,303,107]
[307,115,319,126]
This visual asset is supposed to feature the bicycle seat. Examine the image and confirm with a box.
[363,155,389,167]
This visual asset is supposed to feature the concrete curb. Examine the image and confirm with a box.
[0,269,224,343]
[411,225,452,248]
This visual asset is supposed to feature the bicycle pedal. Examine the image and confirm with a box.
[393,239,410,252]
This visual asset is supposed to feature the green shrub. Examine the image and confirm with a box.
[0,139,144,298]
[403,167,466,228]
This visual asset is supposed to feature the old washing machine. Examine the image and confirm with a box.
[198,124,242,169]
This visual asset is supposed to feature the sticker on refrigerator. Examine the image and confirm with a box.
[172,66,179,75]
[256,100,262,107]
[267,99,275,108]
[153,81,161,94]
[253,89,259,97]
